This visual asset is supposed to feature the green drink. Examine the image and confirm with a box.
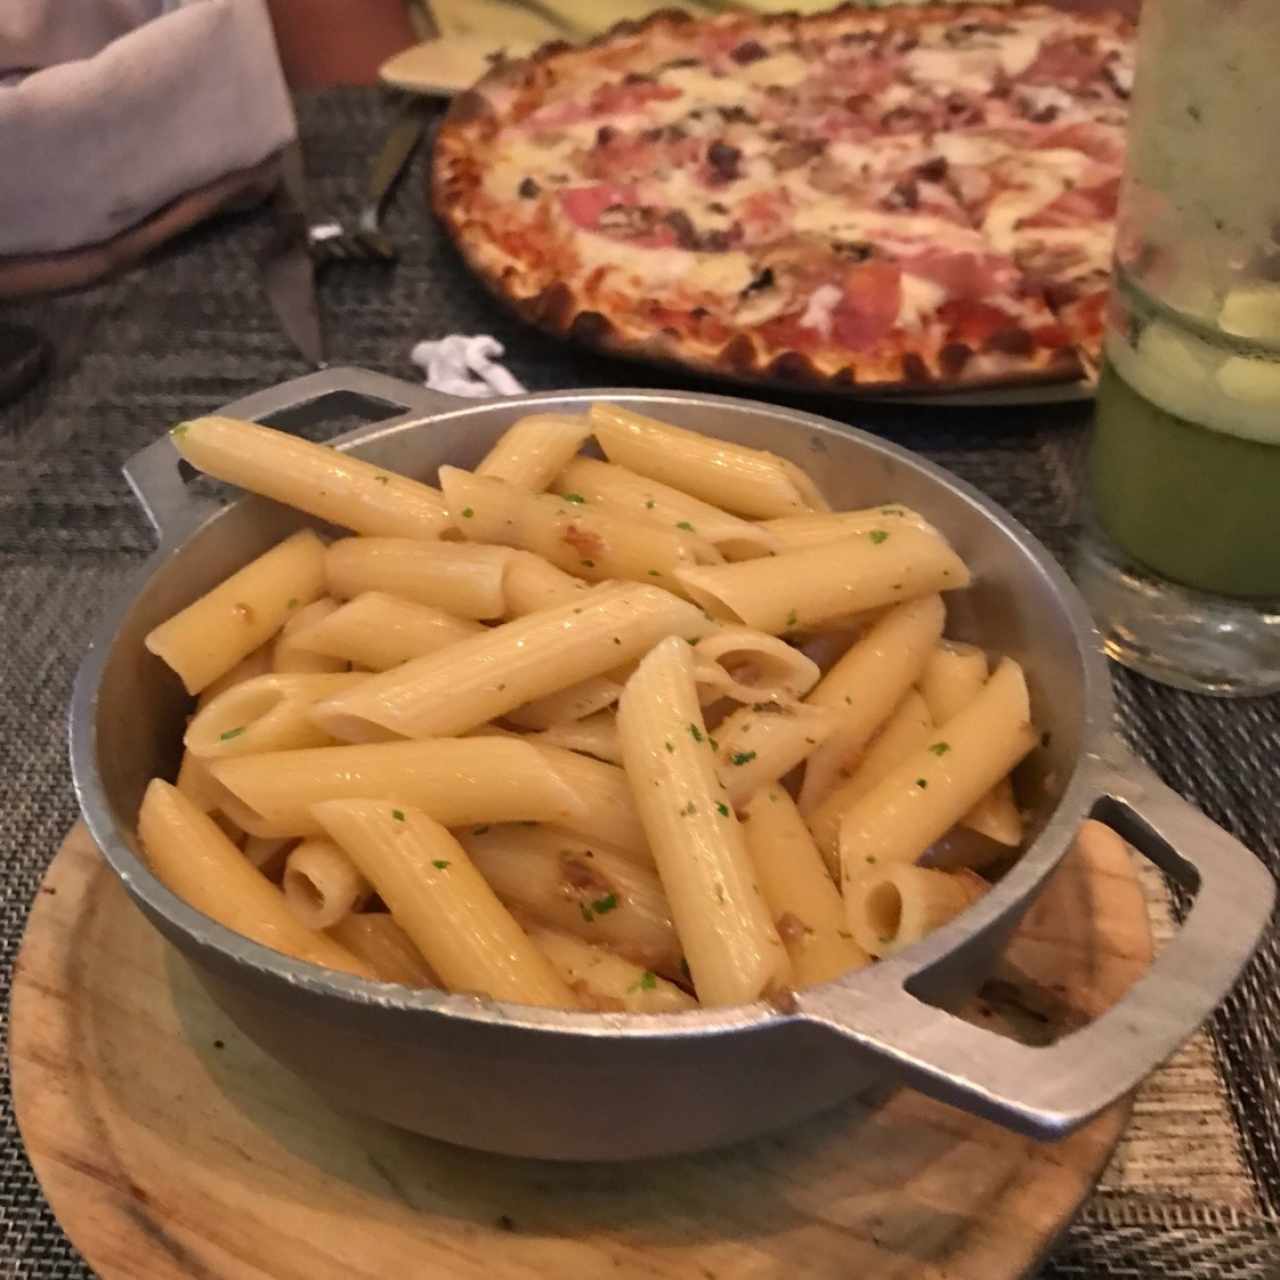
[1075,0,1280,694]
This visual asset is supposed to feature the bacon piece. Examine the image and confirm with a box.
[558,184,637,229]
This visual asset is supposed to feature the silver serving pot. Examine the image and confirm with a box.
[70,369,1273,1161]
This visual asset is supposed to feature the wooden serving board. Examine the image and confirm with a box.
[10,821,1149,1280]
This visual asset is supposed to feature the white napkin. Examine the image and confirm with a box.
[410,336,527,398]
[0,0,295,257]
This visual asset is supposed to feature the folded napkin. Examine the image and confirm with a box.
[0,0,295,258]
[411,336,527,398]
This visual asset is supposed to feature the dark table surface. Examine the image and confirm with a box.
[1,88,1278,1278]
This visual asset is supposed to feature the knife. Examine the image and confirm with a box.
[260,141,327,369]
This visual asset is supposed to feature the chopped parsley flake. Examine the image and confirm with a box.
[868,529,890,545]
[708,736,719,751]
[219,726,246,741]
[680,801,697,817]
[675,520,695,532]
[665,740,675,753]
[645,499,656,509]
[630,970,658,992]
[730,750,756,766]
[613,636,622,645]
[563,493,586,504]
[915,778,928,789]
[648,568,661,576]
[461,506,474,518]
[715,801,730,817]
[866,855,877,864]
[287,597,299,609]
[392,808,406,821]
[785,608,798,628]
[580,559,595,568]
[928,741,951,756]
[688,723,703,743]
[432,859,450,870]
[591,893,618,916]
[580,903,594,922]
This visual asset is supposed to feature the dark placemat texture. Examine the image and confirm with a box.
[1,88,1278,1279]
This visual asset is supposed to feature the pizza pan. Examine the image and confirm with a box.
[69,368,1268,1160]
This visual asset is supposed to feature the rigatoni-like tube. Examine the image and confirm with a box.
[137,780,373,978]
[440,466,721,593]
[325,537,514,620]
[553,457,780,560]
[504,675,622,731]
[169,415,452,540]
[713,701,843,809]
[590,403,828,518]
[459,825,680,976]
[474,412,591,489]
[617,636,790,1007]
[845,864,987,958]
[693,628,820,704]
[742,786,870,987]
[271,598,345,673]
[310,582,709,744]
[145,528,327,695]
[838,658,1039,883]
[676,527,969,636]
[209,737,582,838]
[312,800,575,1009]
[282,838,372,929]
[532,713,623,765]
[196,644,273,708]
[760,506,934,552]
[527,927,697,1013]
[501,552,590,617]
[285,591,485,671]
[327,913,438,987]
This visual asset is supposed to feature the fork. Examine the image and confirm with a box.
[308,99,433,265]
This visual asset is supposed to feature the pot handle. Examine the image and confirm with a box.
[122,367,462,538]
[795,744,1274,1139]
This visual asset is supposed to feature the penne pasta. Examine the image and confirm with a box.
[501,551,590,617]
[313,800,575,1008]
[170,415,452,540]
[845,864,987,958]
[145,529,327,695]
[526,927,697,1013]
[616,636,790,1007]
[325,537,514,620]
[693,627,821,704]
[242,834,293,876]
[590,403,829,518]
[184,672,365,759]
[799,595,946,813]
[760,506,935,552]
[209,737,582,838]
[919,642,1023,848]
[285,591,484,671]
[553,457,780,560]
[676,526,969,636]
[714,701,844,808]
[805,689,935,873]
[742,786,870,986]
[196,643,273,708]
[475,412,592,489]
[838,658,1039,882]
[459,825,681,976]
[137,780,373,978]
[440,466,721,593]
[310,582,709,744]
[504,675,622,731]
[271,598,345,674]
[531,712,623,766]
[175,749,224,813]
[327,913,438,987]
[282,838,373,930]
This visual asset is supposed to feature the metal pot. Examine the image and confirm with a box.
[70,368,1273,1161]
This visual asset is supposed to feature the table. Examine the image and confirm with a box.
[1,88,1277,1278]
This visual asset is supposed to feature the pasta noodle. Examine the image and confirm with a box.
[170,415,452,540]
[693,627,821,704]
[616,636,790,1006]
[845,864,987,958]
[310,582,709,744]
[527,927,696,1013]
[271,598,345,674]
[196,644,272,708]
[676,526,969,636]
[145,529,327,695]
[531,712,622,765]
[553,457,780,560]
[209,737,583,838]
[475,412,592,489]
[590,402,829,517]
[760,506,934,552]
[283,591,484,671]
[503,675,622,731]
[138,780,373,978]
[501,552,590,617]
[713,702,843,809]
[282,838,373,929]
[327,913,438,987]
[742,786,870,987]
[313,800,575,1008]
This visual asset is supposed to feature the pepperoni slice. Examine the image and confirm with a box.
[1020,177,1120,228]
[905,251,1008,300]
[1035,121,1125,166]
[1022,36,1106,88]
[938,298,1020,347]
[588,81,682,116]
[558,185,637,229]
[831,261,902,351]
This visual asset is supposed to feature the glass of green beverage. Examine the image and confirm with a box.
[1075,0,1280,695]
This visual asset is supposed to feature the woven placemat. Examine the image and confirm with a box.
[1,88,1278,1279]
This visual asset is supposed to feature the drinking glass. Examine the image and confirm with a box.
[1074,0,1280,695]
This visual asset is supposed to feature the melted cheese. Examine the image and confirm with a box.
[790,199,981,254]
[739,51,809,89]
[902,47,997,96]
[997,30,1042,78]
[799,284,843,339]
[896,273,947,331]
[572,230,696,288]
[687,251,756,296]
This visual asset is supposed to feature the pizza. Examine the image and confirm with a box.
[433,3,1134,393]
